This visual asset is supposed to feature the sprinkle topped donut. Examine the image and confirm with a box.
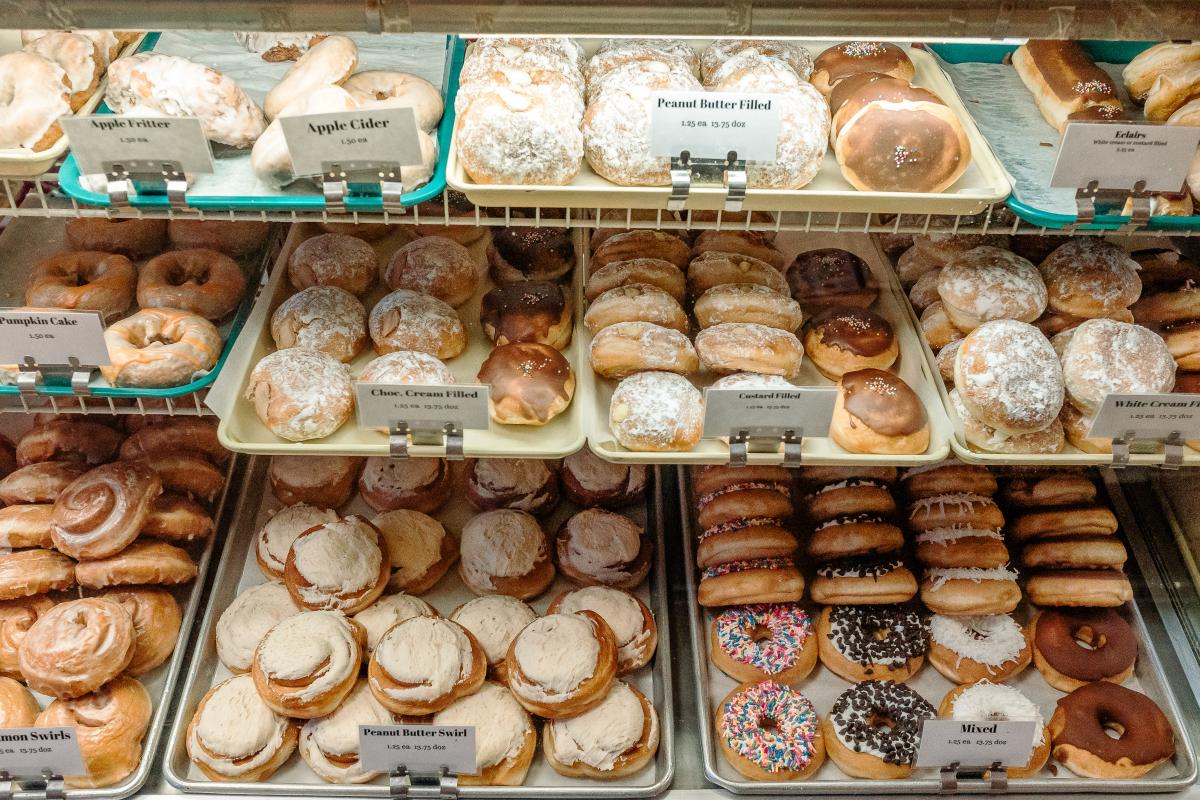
[715,604,812,676]
[718,681,822,776]
[703,556,794,580]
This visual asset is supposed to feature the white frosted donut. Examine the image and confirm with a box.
[235,32,328,62]
[22,32,102,111]
[594,38,699,74]
[456,64,584,120]
[264,35,358,120]
[246,348,354,442]
[101,308,222,388]
[0,52,69,152]
[1059,319,1176,416]
[705,49,806,89]
[358,352,455,385]
[954,319,1064,436]
[251,86,359,188]
[106,53,266,147]
[22,30,126,64]
[701,40,814,84]
[343,71,443,132]
[456,88,583,185]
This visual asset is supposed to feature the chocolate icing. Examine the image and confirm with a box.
[809,306,895,356]
[841,369,925,436]
[1053,682,1174,766]
[835,105,964,193]
[829,72,942,119]
[480,280,568,344]
[816,41,910,85]
[786,248,873,299]
[491,226,574,274]
[1034,608,1137,681]
[477,343,572,419]
[1023,40,1117,103]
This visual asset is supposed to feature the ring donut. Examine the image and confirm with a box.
[716,681,824,781]
[101,309,222,388]
[710,604,817,684]
[137,249,247,321]
[816,605,926,682]
[26,252,136,321]
[1049,682,1174,779]
[1030,608,1137,692]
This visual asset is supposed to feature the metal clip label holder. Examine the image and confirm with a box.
[667,150,748,212]
[389,766,458,800]
[322,161,406,214]
[16,358,93,397]
[1073,178,1152,230]
[0,769,65,800]
[728,427,803,468]
[103,160,188,209]
[939,761,1008,793]
[388,421,465,461]
[1109,429,1188,470]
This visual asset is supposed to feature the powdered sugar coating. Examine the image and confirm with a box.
[1039,239,1142,316]
[357,351,454,385]
[368,289,465,358]
[949,387,1065,454]
[1060,318,1176,415]
[287,233,376,296]
[473,37,585,71]
[937,247,1047,328]
[456,65,583,119]
[383,237,477,307]
[609,371,703,452]
[462,42,583,96]
[585,58,700,105]
[457,88,584,185]
[706,50,803,89]
[695,322,804,377]
[270,286,366,363]
[954,320,1064,434]
[710,372,796,390]
[246,348,354,442]
[701,39,814,84]
[589,321,697,377]
[583,76,702,186]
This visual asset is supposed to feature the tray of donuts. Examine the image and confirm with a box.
[680,460,1196,793]
[578,227,953,464]
[163,451,672,795]
[885,231,1200,466]
[210,220,586,457]
[0,212,278,400]
[0,413,232,796]
[0,30,149,178]
[445,36,1009,215]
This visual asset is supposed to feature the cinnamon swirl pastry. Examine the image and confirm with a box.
[187,674,298,781]
[0,549,75,599]
[432,681,536,786]
[37,676,152,788]
[459,510,556,599]
[505,611,618,718]
[73,540,198,588]
[555,508,651,589]
[97,587,181,676]
[216,581,301,673]
[0,504,54,548]
[252,610,365,718]
[373,510,458,595]
[0,677,39,726]
[367,616,486,716]
[0,594,54,680]
[19,597,135,699]
[284,515,390,614]
[50,460,162,559]
[0,461,87,504]
[299,679,393,784]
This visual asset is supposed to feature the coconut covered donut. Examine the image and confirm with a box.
[0,52,70,152]
[264,35,358,119]
[457,88,584,185]
[955,319,1064,435]
[105,53,266,147]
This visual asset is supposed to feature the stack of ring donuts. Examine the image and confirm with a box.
[0,414,224,787]
[191,449,662,786]
[21,218,265,389]
[697,461,1177,782]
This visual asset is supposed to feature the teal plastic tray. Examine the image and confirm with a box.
[57,36,464,213]
[930,41,1200,232]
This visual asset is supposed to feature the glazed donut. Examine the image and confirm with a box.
[18,597,134,699]
[264,35,357,119]
[936,247,1047,331]
[187,674,298,782]
[138,249,247,321]
[1001,472,1097,508]
[549,586,657,674]
[805,478,896,524]
[142,493,215,542]
[271,287,367,363]
[37,676,152,789]
[708,604,816,684]
[0,52,69,152]
[253,610,365,718]
[167,220,273,257]
[908,492,1004,534]
[902,460,997,500]
[298,678,392,784]
[822,680,933,779]
[1060,319,1176,416]
[16,421,120,468]
[609,371,704,452]
[544,679,659,781]
[1031,608,1137,692]
[478,343,576,426]
[0,549,74,600]
[696,323,804,377]
[698,557,805,607]
[687,252,790,298]
[120,416,227,464]
[105,53,266,147]
[1039,239,1141,318]
[236,32,328,61]
[506,611,618,719]
[255,504,338,581]
[1008,504,1118,541]
[449,596,536,682]
[786,248,879,310]
[481,281,572,350]
[246,348,353,442]
[955,319,1064,435]
[374,509,456,594]
[459,509,555,599]
[1049,682,1174,779]
[590,322,698,380]
[435,681,536,786]
[74,540,198,589]
[284,515,389,614]
[26,252,136,321]
[807,513,903,561]
[816,604,926,683]
[368,616,486,716]
[97,586,181,675]
[929,613,1031,684]
[51,459,161,559]
[555,508,650,590]
[811,41,915,95]
[465,458,558,517]
[585,258,686,305]
[716,681,823,781]
[65,218,166,259]
[148,453,225,505]
[0,504,52,549]
[487,226,575,284]
[915,525,1008,569]
[456,88,584,185]
[251,86,360,189]
[359,457,451,515]
[810,557,918,605]
[0,677,39,726]
[1022,535,1127,570]
[288,233,376,296]
[585,284,689,336]
[343,70,443,131]
[0,595,55,680]
[692,230,786,271]
[102,308,222,388]
[215,582,300,673]
[384,237,478,308]
[939,681,1049,778]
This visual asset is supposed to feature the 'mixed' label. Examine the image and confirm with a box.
[914,719,1038,769]
[1088,392,1200,440]
[0,309,110,367]
[280,108,424,176]
[0,727,85,777]
[1051,122,1200,193]
[702,387,836,439]
[61,116,214,176]
[649,91,781,162]
[358,725,476,774]
[355,383,490,431]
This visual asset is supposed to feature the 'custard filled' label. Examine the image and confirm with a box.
[356,383,491,431]
[61,115,214,176]
[0,309,111,367]
[0,727,86,777]
[702,387,836,440]
[1088,392,1200,440]
[280,108,423,176]
[649,91,780,161]
[358,725,476,774]
[915,719,1038,768]
[1051,122,1200,194]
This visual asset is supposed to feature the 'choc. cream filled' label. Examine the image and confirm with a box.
[356,383,491,432]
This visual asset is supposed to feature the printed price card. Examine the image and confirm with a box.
[1088,393,1200,440]
[356,383,491,431]
[280,108,424,176]
[702,387,836,439]
[649,91,781,161]
[0,309,110,367]
[61,116,214,176]
[915,719,1038,768]
[1051,122,1200,193]
[0,727,85,777]
[359,725,476,774]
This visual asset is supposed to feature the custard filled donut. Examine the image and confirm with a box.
[0,595,55,679]
[384,237,478,308]
[459,509,555,599]
[374,510,457,595]
[1008,504,1118,541]
[805,478,896,524]
[143,493,215,541]
[1031,608,1137,691]
[98,586,181,675]
[478,343,575,426]
[693,230,786,268]
[895,244,939,286]
[544,679,659,780]
[929,613,1031,684]
[284,515,389,614]
[253,610,365,718]
[556,508,650,590]
[488,226,575,284]
[51,459,161,559]
[456,88,584,185]
[1039,238,1142,318]
[38,675,152,789]
[18,597,134,699]
[167,219,272,257]
[716,681,823,781]
[831,369,930,455]
[920,565,1021,616]
[0,677,39,726]
[449,596,536,682]
[270,287,367,363]
[1022,536,1127,570]
[709,604,817,684]
[1049,682,1175,779]
[698,557,804,607]
[1001,471,1097,508]
[584,283,689,336]
[698,518,797,570]
[688,251,789,298]
[696,323,804,377]
[695,283,803,333]
[1060,319,1176,416]
[288,233,376,296]
[937,247,1046,331]
[215,582,300,673]
[65,218,166,259]
[936,339,961,383]
[609,371,703,452]
[505,611,618,718]
[434,682,536,786]
[822,680,933,780]
[466,458,558,517]
[561,448,647,509]
[138,249,247,320]
[807,513,904,561]
[785,248,879,310]
[26,252,136,321]
[811,41,915,95]
[810,557,918,605]
[0,549,73,600]
[955,319,1064,435]
[16,421,121,468]
[256,504,338,581]
[359,457,451,514]
[915,526,1008,569]
[187,674,298,782]
[817,604,926,683]
[0,52,69,152]
[902,460,997,500]
[297,678,392,784]
[102,308,222,388]
[803,307,896,379]
[835,98,971,193]
[367,615,485,716]
[263,35,357,119]
[268,454,360,509]
[73,540,198,588]
[0,505,52,549]
[549,586,657,674]
[590,322,697,380]
[1059,402,1112,454]
[481,281,572,349]
[585,258,686,304]
[246,348,353,441]
[343,70,443,131]
[940,681,1049,778]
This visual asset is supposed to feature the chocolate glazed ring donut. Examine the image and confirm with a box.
[1031,608,1137,692]
[1049,682,1175,779]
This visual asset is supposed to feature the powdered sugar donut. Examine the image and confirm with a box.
[954,319,1064,436]
[369,289,466,360]
[464,40,584,96]
[701,39,814,84]
[343,71,443,132]
[595,38,697,68]
[609,371,703,452]
[0,52,69,152]
[584,58,700,105]
[23,32,102,111]
[1059,319,1176,416]
[583,75,702,186]
[270,286,367,363]
[937,246,1047,331]
[264,35,358,120]
[288,233,376,296]
[246,348,354,441]
[584,43,696,93]
[949,388,1066,455]
[455,65,584,120]
[456,88,583,185]
[358,352,455,386]
[383,237,478,308]
[1039,239,1142,318]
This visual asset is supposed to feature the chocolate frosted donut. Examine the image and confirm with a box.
[1032,608,1137,692]
[488,226,575,284]
[786,248,879,310]
[477,342,575,426]
[832,369,929,455]
[480,281,572,350]
[804,307,897,379]
[1049,682,1174,779]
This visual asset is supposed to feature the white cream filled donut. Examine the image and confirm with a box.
[450,595,537,680]
[432,681,535,786]
[255,503,338,581]
[299,679,393,784]
[187,674,297,781]
[214,581,301,673]
[251,610,364,719]
[367,616,485,715]
[352,593,437,655]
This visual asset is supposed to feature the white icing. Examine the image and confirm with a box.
[299,680,392,783]
[215,582,301,673]
[270,455,357,491]
[562,509,643,584]
[925,566,1019,591]
[191,675,288,776]
[290,517,382,608]
[555,586,650,668]
[459,510,545,591]
[372,617,476,701]
[372,510,446,586]
[549,681,649,771]
[353,593,436,653]
[257,504,338,576]
[449,595,536,664]
[511,614,599,701]
[929,614,1027,669]
[433,682,530,770]
[257,611,359,702]
[916,527,1003,544]
[949,680,1045,747]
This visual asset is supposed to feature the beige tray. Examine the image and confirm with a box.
[0,31,146,178]
[582,231,953,465]
[212,224,587,458]
[447,40,1010,215]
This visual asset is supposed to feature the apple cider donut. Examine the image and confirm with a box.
[102,308,222,388]
[264,35,358,119]
[26,252,136,321]
[368,616,485,715]
[18,597,134,699]
[137,249,247,320]
[506,611,618,718]
[252,610,365,718]
[187,674,298,781]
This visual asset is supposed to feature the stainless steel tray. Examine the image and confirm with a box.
[680,465,1198,794]
[164,458,674,797]
[0,416,232,800]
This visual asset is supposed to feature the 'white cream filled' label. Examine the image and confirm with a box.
[356,383,491,432]
[281,108,423,176]
[0,309,110,367]
[649,91,780,161]
[915,719,1037,769]
[1088,392,1200,440]
[62,116,215,176]
[0,727,86,777]
[702,387,835,440]
[358,725,476,774]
